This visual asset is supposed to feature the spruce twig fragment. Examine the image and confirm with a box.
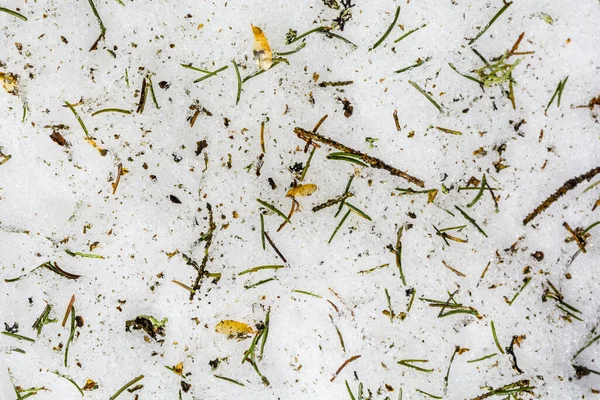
[523,166,600,225]
[294,127,425,187]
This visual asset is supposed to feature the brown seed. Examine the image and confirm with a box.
[50,131,68,146]
[531,251,544,261]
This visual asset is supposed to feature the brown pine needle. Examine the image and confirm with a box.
[330,355,361,382]
[277,200,297,232]
[260,121,266,153]
[393,110,401,131]
[112,163,124,195]
[61,295,76,327]
[136,77,148,114]
[442,260,466,277]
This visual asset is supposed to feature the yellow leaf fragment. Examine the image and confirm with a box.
[251,24,273,71]
[286,184,317,197]
[85,137,108,156]
[174,362,184,375]
[0,71,20,96]
[82,379,98,391]
[165,249,179,258]
[427,189,438,204]
[215,319,254,339]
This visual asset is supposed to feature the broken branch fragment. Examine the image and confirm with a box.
[294,127,425,187]
[523,166,600,225]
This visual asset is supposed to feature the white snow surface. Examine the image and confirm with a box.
[1,0,600,399]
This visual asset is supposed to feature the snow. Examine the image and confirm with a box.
[1,0,599,399]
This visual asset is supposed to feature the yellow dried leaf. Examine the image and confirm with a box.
[251,25,272,71]
[166,250,179,258]
[85,137,108,156]
[82,379,98,391]
[457,347,470,355]
[427,189,438,204]
[174,362,184,375]
[0,71,20,96]
[513,335,526,347]
[286,184,317,197]
[215,319,254,339]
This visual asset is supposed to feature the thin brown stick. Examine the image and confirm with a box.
[190,109,200,127]
[136,77,147,114]
[61,295,75,327]
[264,231,287,263]
[523,166,600,225]
[506,335,525,374]
[294,127,425,187]
[330,355,361,382]
[187,203,216,300]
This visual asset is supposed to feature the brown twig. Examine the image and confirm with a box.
[187,203,216,300]
[264,232,286,263]
[506,335,526,374]
[470,380,533,400]
[312,192,354,212]
[523,166,600,225]
[136,77,147,114]
[190,109,200,127]
[293,127,425,187]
